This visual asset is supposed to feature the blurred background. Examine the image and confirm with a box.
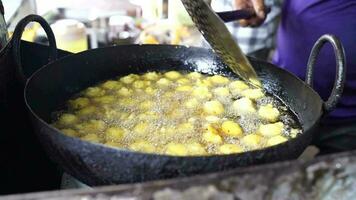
[2,0,204,53]
[2,0,282,60]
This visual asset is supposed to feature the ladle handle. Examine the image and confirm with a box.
[305,34,346,113]
[12,14,57,84]
[216,7,271,23]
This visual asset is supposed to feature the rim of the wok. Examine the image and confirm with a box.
[24,44,322,159]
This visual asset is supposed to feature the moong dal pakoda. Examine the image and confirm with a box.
[52,71,301,156]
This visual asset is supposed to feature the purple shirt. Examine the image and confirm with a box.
[273,0,356,119]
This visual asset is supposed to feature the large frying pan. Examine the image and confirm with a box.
[23,32,346,185]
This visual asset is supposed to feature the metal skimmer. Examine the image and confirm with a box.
[181,0,261,86]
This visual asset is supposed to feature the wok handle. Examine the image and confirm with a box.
[305,34,346,113]
[11,14,57,83]
[216,7,271,23]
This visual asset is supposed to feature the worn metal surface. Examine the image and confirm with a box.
[2,150,356,200]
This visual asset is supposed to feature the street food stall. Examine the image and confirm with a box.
[0,0,354,199]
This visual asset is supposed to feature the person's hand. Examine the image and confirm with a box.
[234,0,266,27]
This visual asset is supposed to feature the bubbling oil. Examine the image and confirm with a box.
[52,71,302,156]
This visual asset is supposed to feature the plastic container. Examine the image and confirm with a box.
[51,19,88,53]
